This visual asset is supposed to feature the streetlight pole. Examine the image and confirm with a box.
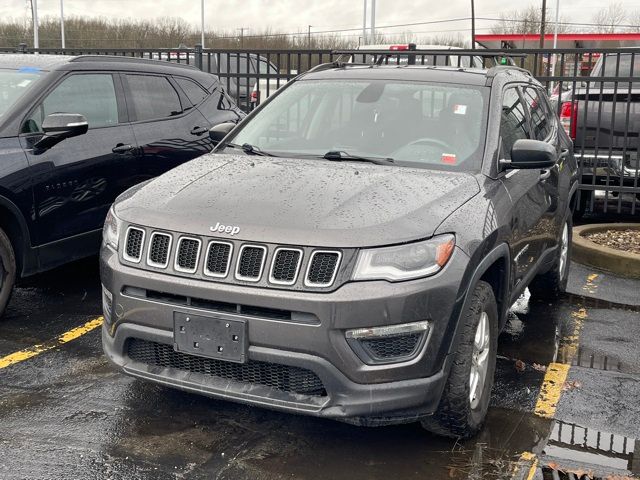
[471,0,476,49]
[60,0,65,49]
[31,0,39,49]
[362,0,367,45]
[308,25,312,48]
[201,0,205,48]
[550,0,561,93]
[370,0,376,44]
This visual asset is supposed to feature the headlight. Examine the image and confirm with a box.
[102,206,121,250]
[352,234,455,282]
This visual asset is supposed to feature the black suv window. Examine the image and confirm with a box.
[523,87,552,141]
[175,77,208,106]
[500,87,530,159]
[126,74,182,121]
[24,73,118,132]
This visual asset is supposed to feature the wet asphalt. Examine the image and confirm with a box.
[0,257,639,479]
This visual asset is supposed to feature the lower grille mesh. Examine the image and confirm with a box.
[361,333,422,360]
[128,339,326,396]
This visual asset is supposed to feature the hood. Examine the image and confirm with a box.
[115,154,480,248]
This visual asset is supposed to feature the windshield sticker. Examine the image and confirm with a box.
[441,153,457,165]
[453,104,467,115]
[18,66,41,73]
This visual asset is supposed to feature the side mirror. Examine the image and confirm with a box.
[209,122,236,144]
[502,139,557,170]
[35,113,88,150]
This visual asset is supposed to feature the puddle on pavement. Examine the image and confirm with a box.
[542,420,639,477]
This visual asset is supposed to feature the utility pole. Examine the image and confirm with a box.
[362,0,368,45]
[539,0,547,48]
[308,25,312,48]
[238,28,245,48]
[471,0,476,49]
[31,0,39,49]
[550,0,561,92]
[60,0,65,49]
[201,0,205,48]
[370,0,376,44]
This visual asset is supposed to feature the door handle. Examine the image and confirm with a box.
[190,126,209,136]
[112,143,135,154]
[539,169,552,181]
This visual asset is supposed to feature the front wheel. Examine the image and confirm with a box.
[0,227,16,318]
[421,281,498,438]
[529,216,572,299]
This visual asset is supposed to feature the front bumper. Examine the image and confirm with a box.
[100,243,470,421]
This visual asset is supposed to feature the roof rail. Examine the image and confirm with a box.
[68,55,198,70]
[331,49,527,68]
[486,64,534,78]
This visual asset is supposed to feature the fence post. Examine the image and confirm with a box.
[194,44,203,71]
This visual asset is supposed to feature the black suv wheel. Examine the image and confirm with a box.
[0,227,16,318]
[421,281,498,438]
[529,215,572,299]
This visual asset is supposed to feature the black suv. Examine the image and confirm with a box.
[101,59,579,438]
[0,54,244,317]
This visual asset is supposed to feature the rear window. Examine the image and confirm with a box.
[126,75,182,121]
[175,77,208,105]
[599,54,640,77]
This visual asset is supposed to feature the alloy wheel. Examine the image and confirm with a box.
[469,311,490,409]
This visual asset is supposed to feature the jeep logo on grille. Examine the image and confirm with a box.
[210,222,240,236]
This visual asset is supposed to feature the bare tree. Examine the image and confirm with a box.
[628,10,640,31]
[591,2,628,33]
[491,4,568,35]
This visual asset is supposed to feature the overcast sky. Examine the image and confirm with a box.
[1,0,639,39]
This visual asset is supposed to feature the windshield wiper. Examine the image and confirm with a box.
[225,143,275,157]
[322,150,394,165]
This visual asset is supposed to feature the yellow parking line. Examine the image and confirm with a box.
[0,317,103,370]
[534,362,571,418]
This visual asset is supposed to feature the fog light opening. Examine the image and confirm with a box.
[345,321,430,365]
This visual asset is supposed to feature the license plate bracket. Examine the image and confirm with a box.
[173,312,247,363]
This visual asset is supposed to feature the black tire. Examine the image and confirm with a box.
[0,226,16,318]
[421,281,498,439]
[528,215,572,300]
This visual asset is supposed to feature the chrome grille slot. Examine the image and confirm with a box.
[204,241,233,278]
[147,232,172,268]
[269,248,302,285]
[174,237,201,273]
[124,227,145,263]
[236,245,266,282]
[305,251,341,287]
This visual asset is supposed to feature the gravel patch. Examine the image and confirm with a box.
[584,228,640,255]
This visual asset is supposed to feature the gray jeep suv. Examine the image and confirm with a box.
[100,59,579,438]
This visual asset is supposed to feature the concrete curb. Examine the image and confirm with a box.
[572,223,640,279]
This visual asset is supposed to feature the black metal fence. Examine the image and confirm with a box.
[2,44,639,216]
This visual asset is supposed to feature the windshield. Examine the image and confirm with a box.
[0,68,43,117]
[599,53,640,77]
[228,79,488,171]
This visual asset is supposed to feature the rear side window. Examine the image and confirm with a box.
[175,77,208,106]
[523,87,552,141]
[24,73,118,132]
[500,88,529,159]
[126,74,182,121]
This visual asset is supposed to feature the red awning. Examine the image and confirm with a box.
[475,33,640,49]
